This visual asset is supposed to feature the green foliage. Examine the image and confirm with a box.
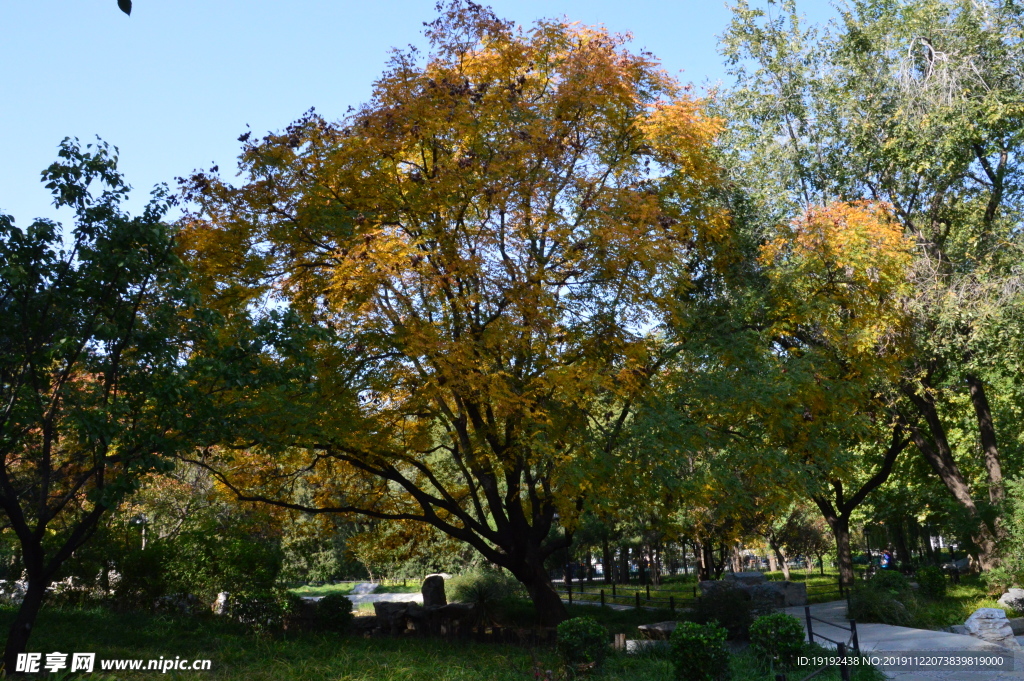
[915,566,947,599]
[448,568,526,621]
[870,570,910,595]
[692,585,752,640]
[164,529,283,603]
[556,616,609,674]
[848,580,916,627]
[228,588,287,634]
[669,620,730,681]
[749,613,804,667]
[315,593,354,632]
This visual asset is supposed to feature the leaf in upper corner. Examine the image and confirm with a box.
[118,0,132,16]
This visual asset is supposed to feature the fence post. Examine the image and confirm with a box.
[838,643,850,681]
[567,581,572,605]
[850,620,860,656]
[612,583,616,598]
[670,595,675,613]
[635,591,641,609]
[601,589,605,607]
[804,606,814,644]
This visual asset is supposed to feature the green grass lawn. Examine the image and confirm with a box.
[0,605,882,681]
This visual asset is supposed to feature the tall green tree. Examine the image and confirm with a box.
[720,0,1024,569]
[0,139,195,666]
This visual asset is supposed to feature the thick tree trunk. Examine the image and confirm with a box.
[515,561,568,626]
[767,549,778,573]
[831,516,855,588]
[967,375,1004,504]
[767,536,791,579]
[906,386,1000,569]
[4,577,47,672]
[620,546,630,584]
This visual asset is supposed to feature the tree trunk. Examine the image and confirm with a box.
[767,536,791,580]
[515,561,568,626]
[905,386,1000,569]
[620,546,630,584]
[767,549,778,573]
[827,515,855,588]
[967,375,1004,504]
[4,577,47,672]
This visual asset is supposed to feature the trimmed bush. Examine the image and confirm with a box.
[915,566,947,599]
[692,583,752,640]
[229,588,285,633]
[848,585,914,626]
[556,616,608,675]
[749,613,804,667]
[870,569,910,594]
[316,593,354,631]
[670,620,730,681]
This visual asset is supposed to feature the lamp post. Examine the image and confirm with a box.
[130,513,148,550]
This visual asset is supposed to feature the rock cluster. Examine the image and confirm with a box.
[698,571,808,607]
[963,608,1021,650]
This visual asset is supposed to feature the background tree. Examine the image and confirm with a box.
[181,1,728,624]
[719,0,1024,569]
[0,139,200,666]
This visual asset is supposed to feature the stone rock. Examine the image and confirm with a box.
[964,608,1022,650]
[626,639,670,654]
[1010,617,1024,636]
[351,615,378,635]
[725,571,767,586]
[998,589,1024,611]
[637,621,678,640]
[350,582,378,595]
[211,591,229,616]
[942,557,971,572]
[950,624,967,635]
[700,578,806,607]
[422,574,447,607]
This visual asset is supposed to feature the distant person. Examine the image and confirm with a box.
[880,549,894,569]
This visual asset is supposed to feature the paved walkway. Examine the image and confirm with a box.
[784,600,1024,680]
[301,582,423,606]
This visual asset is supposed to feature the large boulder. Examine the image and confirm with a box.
[211,591,230,616]
[964,608,1021,650]
[422,574,447,607]
[998,588,1024,611]
[700,577,806,607]
[637,621,678,640]
[725,572,767,586]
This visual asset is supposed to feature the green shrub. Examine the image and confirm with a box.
[670,620,730,681]
[692,584,752,640]
[316,593,354,631]
[870,569,909,594]
[915,566,947,599]
[848,584,914,626]
[229,588,286,633]
[448,568,525,622]
[556,616,608,675]
[749,613,805,667]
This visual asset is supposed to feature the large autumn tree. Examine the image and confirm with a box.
[182,1,727,623]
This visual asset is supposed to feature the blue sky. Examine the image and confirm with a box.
[0,0,837,225]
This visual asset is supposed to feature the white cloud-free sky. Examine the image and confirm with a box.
[0,0,837,224]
